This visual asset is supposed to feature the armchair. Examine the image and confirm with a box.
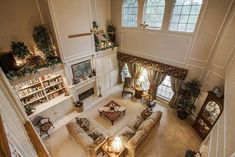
[32,116,54,137]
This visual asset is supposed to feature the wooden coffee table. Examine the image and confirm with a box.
[98,101,126,125]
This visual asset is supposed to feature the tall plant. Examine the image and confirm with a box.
[10,42,30,59]
[177,79,201,119]
[33,25,55,59]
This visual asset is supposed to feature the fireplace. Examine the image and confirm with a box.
[78,88,94,101]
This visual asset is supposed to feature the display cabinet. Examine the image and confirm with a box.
[192,91,223,139]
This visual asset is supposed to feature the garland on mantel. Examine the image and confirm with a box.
[117,52,188,80]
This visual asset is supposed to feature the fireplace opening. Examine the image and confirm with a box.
[78,88,94,101]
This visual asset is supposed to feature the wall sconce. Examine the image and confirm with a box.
[112,137,123,153]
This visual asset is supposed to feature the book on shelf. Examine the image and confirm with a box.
[13,71,66,107]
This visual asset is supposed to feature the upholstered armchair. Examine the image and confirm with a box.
[122,77,134,98]
[32,116,54,137]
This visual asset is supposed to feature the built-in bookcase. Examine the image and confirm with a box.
[13,71,66,107]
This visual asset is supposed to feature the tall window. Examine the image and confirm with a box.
[122,0,138,27]
[121,63,131,81]
[143,0,165,28]
[138,68,150,90]
[169,0,203,32]
[157,75,174,101]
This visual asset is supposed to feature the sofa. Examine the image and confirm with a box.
[66,117,108,157]
[116,110,163,157]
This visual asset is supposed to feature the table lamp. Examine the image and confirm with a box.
[112,137,123,153]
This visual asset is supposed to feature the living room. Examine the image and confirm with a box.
[0,0,235,157]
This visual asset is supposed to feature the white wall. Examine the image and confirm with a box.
[0,70,37,157]
[0,0,43,53]
[111,0,233,94]
[199,3,235,157]
[91,0,111,30]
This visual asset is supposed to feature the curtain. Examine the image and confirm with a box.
[127,63,143,86]
[147,68,166,99]
[168,76,183,108]
[118,60,126,84]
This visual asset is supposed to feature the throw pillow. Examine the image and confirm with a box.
[133,119,142,130]
[141,108,153,120]
[88,131,105,145]
[121,131,135,142]
[76,117,89,132]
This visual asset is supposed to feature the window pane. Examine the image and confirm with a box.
[122,0,138,27]
[179,15,189,23]
[186,23,195,32]
[156,75,174,101]
[178,23,186,31]
[169,0,203,32]
[191,5,201,14]
[170,23,178,30]
[173,6,182,14]
[188,15,197,23]
[143,0,165,28]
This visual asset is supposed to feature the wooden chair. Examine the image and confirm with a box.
[32,116,54,137]
[122,77,134,98]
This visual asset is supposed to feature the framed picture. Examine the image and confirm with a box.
[71,60,92,81]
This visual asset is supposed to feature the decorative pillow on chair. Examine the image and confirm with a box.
[75,117,89,132]
[88,131,105,145]
[141,108,153,120]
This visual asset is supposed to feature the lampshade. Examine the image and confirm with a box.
[112,137,123,153]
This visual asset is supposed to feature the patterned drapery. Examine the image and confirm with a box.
[147,68,166,99]
[127,63,143,86]
[118,60,126,84]
[168,76,183,108]
[117,52,188,80]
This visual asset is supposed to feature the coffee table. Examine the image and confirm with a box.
[98,101,126,125]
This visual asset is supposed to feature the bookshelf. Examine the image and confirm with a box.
[13,71,67,107]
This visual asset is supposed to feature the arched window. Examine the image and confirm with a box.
[143,0,165,28]
[169,0,203,32]
[122,0,138,27]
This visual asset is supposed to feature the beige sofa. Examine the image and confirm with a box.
[66,118,108,157]
[117,111,162,157]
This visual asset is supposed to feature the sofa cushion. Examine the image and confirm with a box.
[126,130,146,147]
[147,111,162,122]
[141,108,153,120]
[76,117,90,132]
[77,133,94,148]
[88,128,106,145]
[66,122,86,135]
[127,117,143,131]
[138,119,155,133]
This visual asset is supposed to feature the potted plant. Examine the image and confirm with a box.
[33,25,61,67]
[10,41,30,64]
[74,101,84,113]
[177,79,201,120]
[24,105,35,116]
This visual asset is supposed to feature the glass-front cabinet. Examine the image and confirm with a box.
[192,91,223,140]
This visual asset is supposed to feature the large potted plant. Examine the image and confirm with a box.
[33,25,61,67]
[10,41,30,64]
[177,79,201,120]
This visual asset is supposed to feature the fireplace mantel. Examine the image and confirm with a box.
[69,75,99,101]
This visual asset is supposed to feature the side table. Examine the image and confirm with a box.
[101,138,127,157]
[134,87,144,99]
